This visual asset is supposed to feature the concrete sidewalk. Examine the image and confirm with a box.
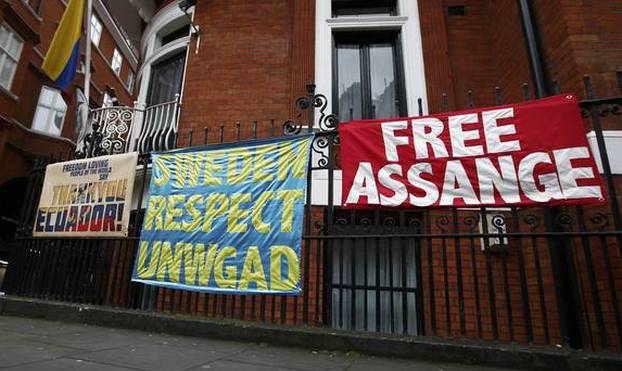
[0,315,522,371]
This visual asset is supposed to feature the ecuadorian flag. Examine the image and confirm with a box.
[41,0,84,90]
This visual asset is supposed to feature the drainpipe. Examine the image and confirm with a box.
[517,0,547,98]
[517,0,584,349]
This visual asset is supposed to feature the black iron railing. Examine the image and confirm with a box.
[3,74,622,352]
[77,96,181,158]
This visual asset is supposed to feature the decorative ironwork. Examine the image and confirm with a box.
[406,216,423,232]
[524,214,541,231]
[75,122,105,159]
[99,107,133,153]
[589,212,610,230]
[135,98,181,154]
[463,214,481,232]
[490,213,508,233]
[76,106,134,158]
[313,94,339,132]
[310,135,331,167]
[75,97,181,158]
[282,84,340,168]
[282,84,340,135]
[555,213,574,230]
[435,215,450,233]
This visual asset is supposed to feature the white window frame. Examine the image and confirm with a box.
[315,0,428,121]
[90,14,103,47]
[32,86,67,136]
[0,23,24,91]
[111,48,123,76]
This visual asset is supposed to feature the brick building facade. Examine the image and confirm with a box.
[2,0,622,354]
[137,0,621,350]
[0,0,139,250]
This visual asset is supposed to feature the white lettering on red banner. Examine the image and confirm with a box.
[339,95,605,208]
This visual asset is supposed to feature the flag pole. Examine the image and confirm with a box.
[84,0,92,103]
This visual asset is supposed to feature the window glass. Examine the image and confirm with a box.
[127,70,135,92]
[0,27,9,47]
[7,36,20,57]
[111,48,123,76]
[336,44,362,121]
[334,32,405,122]
[369,43,397,119]
[0,24,23,90]
[0,60,15,87]
[332,0,397,17]
[90,15,103,46]
[147,52,186,105]
[161,25,190,46]
[32,86,67,136]
[40,87,55,106]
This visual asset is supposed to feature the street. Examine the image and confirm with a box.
[0,315,525,371]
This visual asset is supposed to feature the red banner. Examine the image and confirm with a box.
[339,95,605,208]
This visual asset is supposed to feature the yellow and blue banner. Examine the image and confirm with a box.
[132,135,313,295]
[41,0,84,90]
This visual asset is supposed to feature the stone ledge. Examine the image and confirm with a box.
[1,296,620,371]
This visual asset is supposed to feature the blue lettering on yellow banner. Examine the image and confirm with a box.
[132,135,313,295]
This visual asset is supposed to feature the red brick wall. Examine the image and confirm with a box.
[178,0,315,143]
[0,0,138,187]
[420,0,534,113]
[487,0,533,102]
[532,0,622,98]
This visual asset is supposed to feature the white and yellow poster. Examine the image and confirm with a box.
[33,152,138,237]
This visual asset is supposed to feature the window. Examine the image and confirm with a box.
[0,24,23,91]
[111,48,123,76]
[103,92,114,107]
[316,1,428,124]
[161,25,190,46]
[127,70,135,92]
[90,14,103,46]
[26,0,44,14]
[147,52,185,105]
[333,31,406,122]
[32,86,67,136]
[332,0,397,17]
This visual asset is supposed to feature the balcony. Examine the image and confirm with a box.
[76,96,180,158]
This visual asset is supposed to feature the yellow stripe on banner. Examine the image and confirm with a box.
[41,0,85,81]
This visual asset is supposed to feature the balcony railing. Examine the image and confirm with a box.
[76,95,180,158]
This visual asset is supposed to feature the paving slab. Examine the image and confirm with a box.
[188,359,320,371]
[25,327,153,351]
[3,358,135,371]
[0,315,529,371]
[0,338,83,368]
[223,346,352,371]
[348,356,513,371]
[0,316,86,336]
[0,328,38,343]
[68,342,239,371]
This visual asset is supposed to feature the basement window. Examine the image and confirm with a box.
[332,0,398,17]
